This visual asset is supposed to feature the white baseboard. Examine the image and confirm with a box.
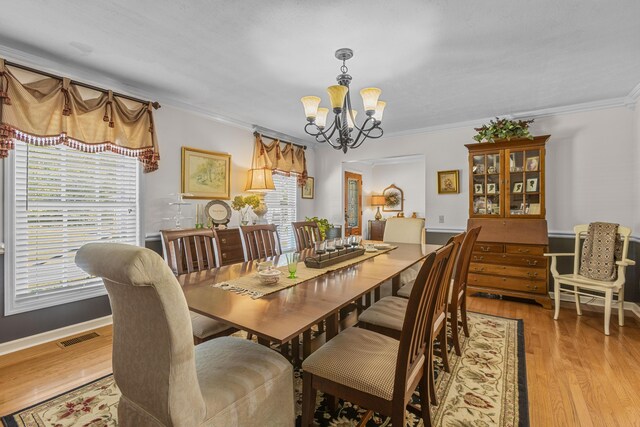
[0,315,113,356]
[550,292,640,319]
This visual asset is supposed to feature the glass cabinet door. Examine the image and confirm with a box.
[471,152,501,216]
[507,148,542,217]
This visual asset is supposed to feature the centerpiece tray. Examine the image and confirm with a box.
[304,247,366,269]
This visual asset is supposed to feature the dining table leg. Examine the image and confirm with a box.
[374,287,381,302]
[325,312,339,341]
[392,275,401,296]
[303,330,312,359]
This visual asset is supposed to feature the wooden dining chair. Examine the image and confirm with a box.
[292,221,321,251]
[160,229,237,345]
[301,243,454,427]
[240,224,282,261]
[448,226,481,355]
[358,232,464,405]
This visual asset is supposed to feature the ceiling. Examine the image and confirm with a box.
[1,1,639,143]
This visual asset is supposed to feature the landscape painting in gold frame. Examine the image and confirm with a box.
[437,170,459,194]
[181,147,231,199]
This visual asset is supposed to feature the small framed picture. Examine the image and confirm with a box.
[486,183,497,194]
[301,176,315,199]
[526,156,539,172]
[474,183,483,194]
[526,178,538,192]
[437,170,460,194]
[512,182,523,193]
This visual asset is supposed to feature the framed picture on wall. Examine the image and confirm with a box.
[301,176,315,199]
[437,170,459,194]
[181,147,231,199]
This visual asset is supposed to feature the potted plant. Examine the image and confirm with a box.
[473,117,534,143]
[231,195,260,225]
[305,216,341,239]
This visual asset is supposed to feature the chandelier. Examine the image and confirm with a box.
[301,48,386,153]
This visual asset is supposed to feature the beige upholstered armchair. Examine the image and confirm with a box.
[545,224,635,335]
[75,243,294,427]
[383,217,426,292]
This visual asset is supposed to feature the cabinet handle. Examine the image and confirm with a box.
[222,253,227,259]
[473,267,485,272]
[502,278,507,281]
[480,246,491,252]
[527,272,539,278]
[221,238,227,244]
[473,256,484,261]
[517,248,530,253]
[525,259,539,266]
[526,284,539,291]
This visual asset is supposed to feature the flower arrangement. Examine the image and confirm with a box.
[473,117,534,143]
[231,195,260,225]
[305,216,333,239]
[384,191,401,208]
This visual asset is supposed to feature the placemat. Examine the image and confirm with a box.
[213,245,397,298]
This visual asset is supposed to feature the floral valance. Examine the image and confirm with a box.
[252,133,307,183]
[0,58,160,172]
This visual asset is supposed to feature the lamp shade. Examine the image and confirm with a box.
[315,107,329,128]
[371,195,386,206]
[245,168,275,192]
[327,85,348,111]
[373,101,386,122]
[346,110,358,129]
[301,96,321,120]
[360,87,382,114]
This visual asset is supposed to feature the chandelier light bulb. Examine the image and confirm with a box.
[301,96,321,121]
[315,107,329,128]
[347,110,358,129]
[373,101,386,122]
[327,85,349,112]
[360,88,382,115]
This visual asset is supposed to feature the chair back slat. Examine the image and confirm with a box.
[292,221,321,251]
[394,243,454,399]
[160,229,220,275]
[240,224,282,261]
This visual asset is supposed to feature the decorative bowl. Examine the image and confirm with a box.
[257,268,282,285]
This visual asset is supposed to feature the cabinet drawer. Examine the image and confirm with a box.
[469,263,545,280]
[505,244,546,256]
[474,243,504,253]
[471,252,547,268]
[468,273,546,294]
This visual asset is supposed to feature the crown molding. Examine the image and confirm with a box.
[625,82,640,108]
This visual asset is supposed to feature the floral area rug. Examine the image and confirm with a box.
[1,312,527,427]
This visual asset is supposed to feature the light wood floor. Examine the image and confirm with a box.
[1,298,639,426]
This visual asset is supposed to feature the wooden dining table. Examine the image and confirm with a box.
[178,243,441,356]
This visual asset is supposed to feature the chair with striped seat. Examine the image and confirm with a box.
[301,243,454,427]
[161,228,237,344]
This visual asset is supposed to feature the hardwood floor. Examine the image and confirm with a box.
[1,298,639,426]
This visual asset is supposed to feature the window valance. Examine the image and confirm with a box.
[252,133,307,183]
[0,58,161,172]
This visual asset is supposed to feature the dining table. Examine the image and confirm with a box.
[178,242,441,360]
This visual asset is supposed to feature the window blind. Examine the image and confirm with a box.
[5,143,140,314]
[264,174,297,251]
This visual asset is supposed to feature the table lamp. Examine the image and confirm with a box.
[370,195,386,220]
[245,168,275,224]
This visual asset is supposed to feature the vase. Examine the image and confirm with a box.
[253,193,268,224]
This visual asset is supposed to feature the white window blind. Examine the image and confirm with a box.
[5,143,140,315]
[264,174,298,251]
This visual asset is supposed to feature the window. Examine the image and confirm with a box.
[264,174,297,251]
[5,143,140,315]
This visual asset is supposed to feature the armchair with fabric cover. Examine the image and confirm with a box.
[75,243,294,427]
[383,217,426,293]
[545,224,635,335]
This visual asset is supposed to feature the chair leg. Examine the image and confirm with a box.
[604,289,612,336]
[553,281,561,320]
[301,371,316,427]
[419,372,433,427]
[460,297,470,337]
[450,307,462,356]
[391,399,405,427]
[618,287,625,327]
[439,326,450,373]
[429,348,438,406]
[574,286,582,316]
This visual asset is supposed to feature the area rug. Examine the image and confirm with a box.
[1,312,527,427]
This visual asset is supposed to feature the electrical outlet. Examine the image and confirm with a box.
[439,215,445,224]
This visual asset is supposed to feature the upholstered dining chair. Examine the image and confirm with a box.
[240,224,282,261]
[383,217,426,292]
[160,229,237,345]
[292,221,321,251]
[545,224,635,335]
[301,243,454,427]
[358,232,464,405]
[75,243,295,427]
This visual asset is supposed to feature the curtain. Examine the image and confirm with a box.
[252,133,307,183]
[0,58,160,172]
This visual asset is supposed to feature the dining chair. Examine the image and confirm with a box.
[75,243,295,427]
[240,224,282,261]
[160,229,237,345]
[383,217,426,293]
[358,233,464,405]
[301,243,454,427]
[448,226,481,355]
[292,221,321,251]
[545,223,635,335]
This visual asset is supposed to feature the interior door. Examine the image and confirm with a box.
[344,171,362,236]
